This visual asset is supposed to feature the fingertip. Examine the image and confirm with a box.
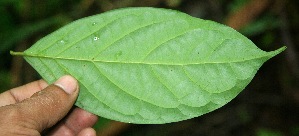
[77,128,97,136]
[54,75,78,95]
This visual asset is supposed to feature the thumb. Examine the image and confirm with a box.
[16,75,79,132]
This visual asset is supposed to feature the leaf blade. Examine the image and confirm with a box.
[11,7,286,124]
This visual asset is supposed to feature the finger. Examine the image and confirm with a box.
[64,108,98,134]
[77,128,97,136]
[0,79,48,106]
[47,108,98,135]
[13,75,79,132]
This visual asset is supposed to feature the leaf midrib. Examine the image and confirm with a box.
[20,53,272,65]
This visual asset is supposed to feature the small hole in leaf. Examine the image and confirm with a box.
[94,37,99,41]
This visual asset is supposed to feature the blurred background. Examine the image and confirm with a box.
[0,0,298,135]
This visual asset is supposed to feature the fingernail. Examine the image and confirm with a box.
[54,75,78,94]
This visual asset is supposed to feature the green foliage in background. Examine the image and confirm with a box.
[0,16,64,54]
[256,128,283,136]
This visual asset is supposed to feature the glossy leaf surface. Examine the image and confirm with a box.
[11,7,286,124]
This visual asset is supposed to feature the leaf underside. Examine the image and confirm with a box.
[14,7,285,124]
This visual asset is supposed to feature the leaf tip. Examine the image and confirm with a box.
[277,46,287,53]
[269,46,287,57]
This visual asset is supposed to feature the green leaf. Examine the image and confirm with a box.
[10,7,286,124]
